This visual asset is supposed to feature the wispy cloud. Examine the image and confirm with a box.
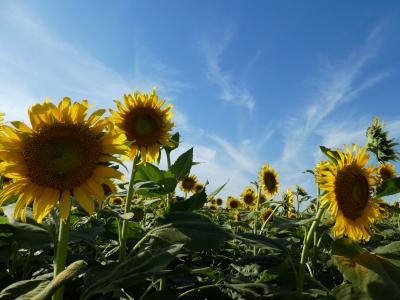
[200,27,256,111]
[0,2,189,122]
[276,22,391,191]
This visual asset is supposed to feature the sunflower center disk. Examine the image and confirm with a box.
[125,110,161,145]
[244,194,254,204]
[23,124,101,190]
[335,166,370,220]
[263,172,277,192]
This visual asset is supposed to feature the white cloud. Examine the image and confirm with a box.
[200,27,256,111]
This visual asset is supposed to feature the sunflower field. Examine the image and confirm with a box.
[1,91,400,300]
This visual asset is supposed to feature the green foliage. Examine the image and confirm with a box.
[332,238,400,299]
[376,177,400,197]
[366,117,399,163]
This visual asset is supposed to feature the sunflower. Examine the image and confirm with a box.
[241,186,257,208]
[377,163,396,181]
[109,196,125,206]
[259,164,279,197]
[316,145,383,241]
[283,188,294,207]
[109,89,174,163]
[226,196,240,209]
[232,209,240,221]
[258,193,267,205]
[287,209,297,219]
[260,207,273,223]
[393,201,400,208]
[194,183,204,193]
[296,185,307,197]
[179,175,198,193]
[0,98,125,223]
[216,197,223,206]
[208,203,218,210]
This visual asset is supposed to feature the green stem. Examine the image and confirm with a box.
[52,214,70,300]
[165,149,172,211]
[296,204,326,294]
[119,159,138,262]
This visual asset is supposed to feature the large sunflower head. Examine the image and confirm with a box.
[259,164,279,197]
[376,163,397,181]
[241,186,257,208]
[226,196,240,209]
[0,98,126,223]
[316,145,383,241]
[179,175,198,193]
[109,89,174,163]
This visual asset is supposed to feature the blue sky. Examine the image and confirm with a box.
[1,1,400,201]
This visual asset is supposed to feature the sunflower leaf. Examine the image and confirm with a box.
[332,238,400,299]
[149,212,233,250]
[81,244,183,299]
[376,177,400,197]
[169,147,193,180]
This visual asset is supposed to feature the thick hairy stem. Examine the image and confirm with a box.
[52,214,70,300]
[119,159,138,262]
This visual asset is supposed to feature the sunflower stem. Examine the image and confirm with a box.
[119,158,139,262]
[165,149,172,211]
[53,214,70,300]
[296,203,326,294]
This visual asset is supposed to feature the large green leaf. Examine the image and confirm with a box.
[332,238,400,300]
[149,212,232,250]
[376,177,400,197]
[373,241,400,267]
[235,232,289,253]
[0,223,53,249]
[0,279,49,300]
[81,244,183,299]
[169,148,193,180]
[133,163,178,194]
[330,284,367,300]
[171,189,207,211]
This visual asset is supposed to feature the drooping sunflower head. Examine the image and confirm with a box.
[296,185,307,197]
[109,89,174,163]
[259,164,279,197]
[316,145,383,241]
[0,98,126,223]
[283,188,294,207]
[210,198,217,205]
[226,196,240,209]
[376,163,397,181]
[109,196,125,206]
[179,175,198,193]
[241,186,257,208]
[260,207,273,223]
